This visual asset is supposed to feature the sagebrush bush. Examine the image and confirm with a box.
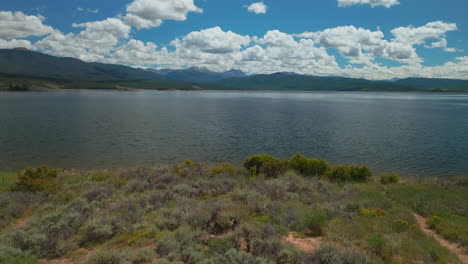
[6,199,90,258]
[78,216,116,245]
[0,245,38,264]
[305,245,376,264]
[0,191,45,227]
[201,248,272,264]
[156,225,205,263]
[85,185,113,201]
[380,173,399,185]
[13,166,61,194]
[85,250,130,264]
[277,247,304,264]
[243,154,287,178]
[251,237,283,259]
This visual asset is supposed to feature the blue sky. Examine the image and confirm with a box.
[0,0,467,79]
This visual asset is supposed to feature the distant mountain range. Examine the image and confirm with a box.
[1,48,467,92]
[146,67,246,83]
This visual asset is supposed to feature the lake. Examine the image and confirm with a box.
[1,90,467,177]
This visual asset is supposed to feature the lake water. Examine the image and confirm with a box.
[1,90,467,177]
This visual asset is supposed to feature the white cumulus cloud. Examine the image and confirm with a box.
[391,21,457,45]
[171,26,251,54]
[124,0,202,29]
[36,18,130,61]
[247,2,267,14]
[0,11,54,39]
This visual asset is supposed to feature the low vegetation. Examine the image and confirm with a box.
[0,154,466,264]
[380,173,399,185]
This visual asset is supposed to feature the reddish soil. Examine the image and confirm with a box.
[283,232,323,253]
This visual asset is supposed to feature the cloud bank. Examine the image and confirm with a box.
[0,9,466,80]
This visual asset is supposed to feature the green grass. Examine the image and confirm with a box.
[327,183,462,263]
[386,182,468,246]
[0,171,16,192]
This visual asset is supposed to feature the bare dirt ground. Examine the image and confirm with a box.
[14,218,27,228]
[283,232,323,254]
[413,213,468,264]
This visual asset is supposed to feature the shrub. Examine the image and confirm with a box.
[306,245,376,264]
[201,249,272,264]
[324,165,350,182]
[156,226,205,263]
[207,237,238,255]
[211,163,237,177]
[6,199,90,258]
[243,154,287,178]
[0,192,45,226]
[85,250,130,264]
[305,245,343,264]
[380,173,399,185]
[367,234,391,259]
[359,208,386,218]
[277,247,304,264]
[325,165,372,183]
[348,165,372,182]
[289,153,330,177]
[392,219,409,232]
[251,238,283,259]
[303,211,327,236]
[256,181,286,200]
[130,248,155,264]
[173,160,207,178]
[13,166,61,194]
[426,215,441,229]
[0,245,38,264]
[85,185,112,201]
[78,217,115,245]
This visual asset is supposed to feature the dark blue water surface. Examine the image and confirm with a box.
[1,90,467,176]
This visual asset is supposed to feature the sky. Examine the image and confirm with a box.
[0,0,467,80]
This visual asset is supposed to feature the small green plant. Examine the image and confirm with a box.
[392,219,409,232]
[380,173,399,185]
[367,234,385,256]
[13,166,60,194]
[426,215,441,229]
[303,211,327,236]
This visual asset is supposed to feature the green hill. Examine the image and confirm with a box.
[1,49,467,92]
[395,78,468,91]
[208,73,417,91]
[0,49,197,90]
